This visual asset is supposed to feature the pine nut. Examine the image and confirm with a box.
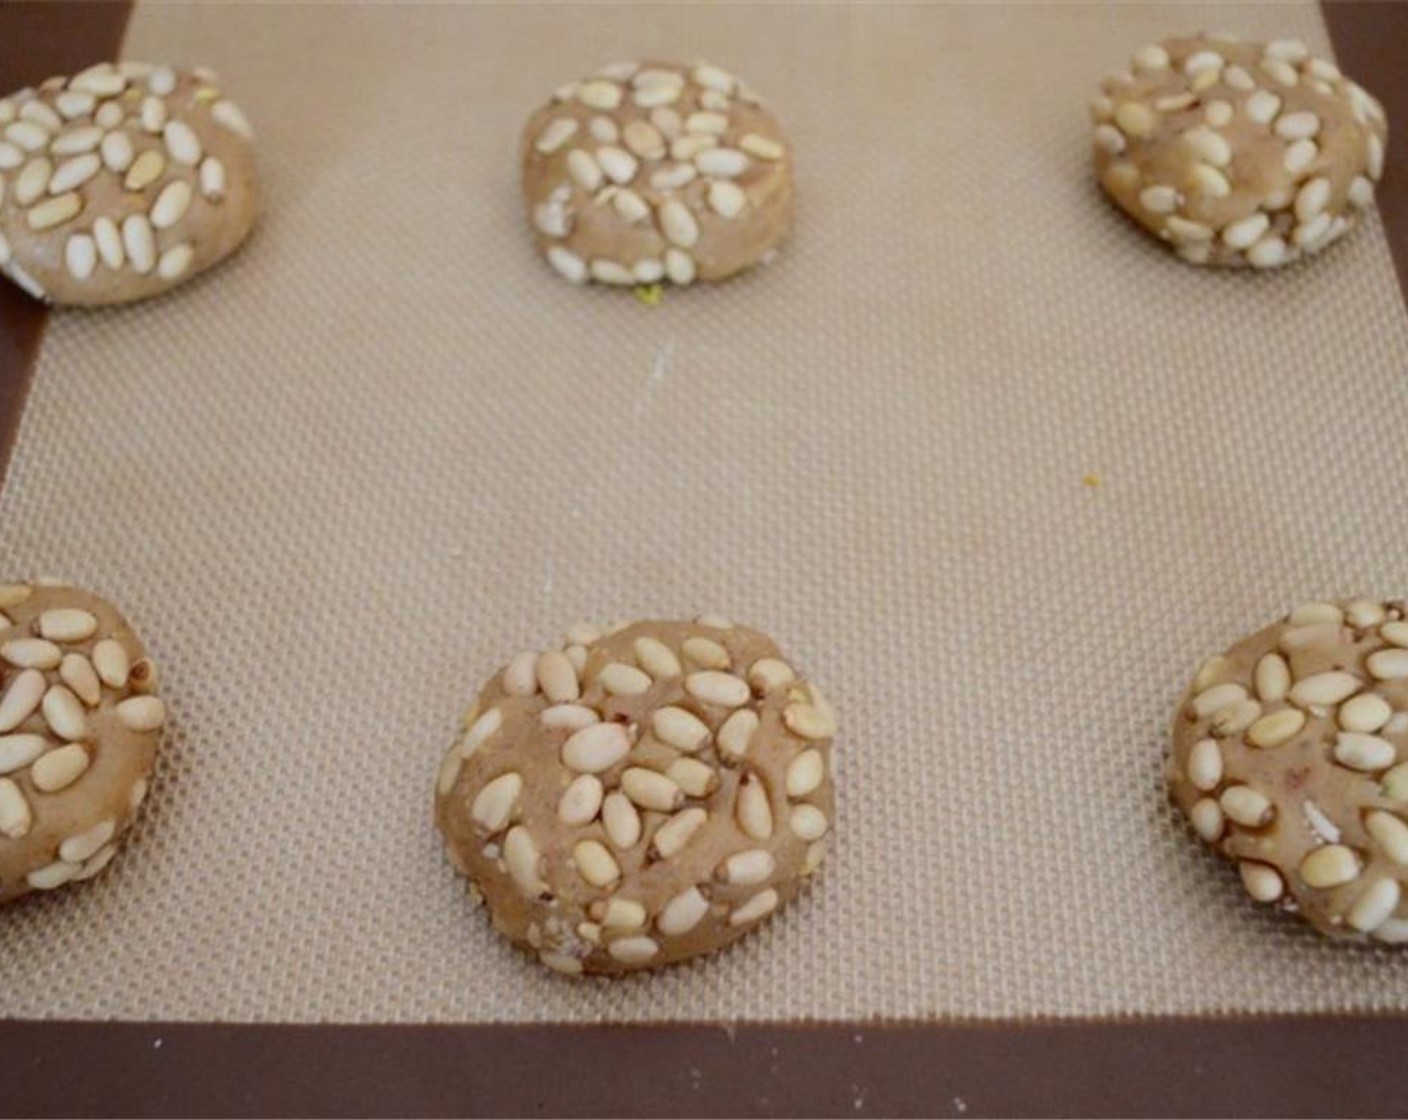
[1382,764,1408,802]
[1366,811,1408,865]
[1193,655,1232,692]
[93,218,124,270]
[721,849,775,885]
[665,757,716,797]
[536,650,580,703]
[1240,861,1284,902]
[122,214,156,273]
[1290,600,1342,625]
[60,653,101,707]
[602,791,641,849]
[665,248,695,285]
[747,658,795,694]
[556,773,604,826]
[786,750,825,797]
[739,133,782,160]
[503,651,538,696]
[0,733,46,774]
[123,148,165,191]
[460,707,502,758]
[116,696,166,732]
[562,722,630,773]
[163,119,202,165]
[634,637,681,680]
[211,99,254,140]
[790,804,829,841]
[652,807,707,859]
[621,766,683,812]
[652,706,709,752]
[2,638,61,669]
[1300,845,1360,889]
[1368,649,1408,681]
[1333,731,1395,772]
[49,153,99,194]
[599,662,651,696]
[504,825,546,897]
[659,199,699,248]
[158,243,193,281]
[470,772,522,832]
[658,886,709,936]
[1187,739,1224,792]
[1289,671,1360,709]
[541,703,598,731]
[1274,110,1320,141]
[573,840,620,887]
[1244,89,1281,125]
[0,669,46,732]
[1246,708,1305,748]
[199,156,226,201]
[27,860,80,891]
[1190,682,1247,719]
[1190,798,1224,841]
[695,148,748,178]
[27,192,81,231]
[0,777,32,838]
[65,233,96,280]
[1222,212,1269,250]
[151,179,193,229]
[31,743,89,792]
[607,935,658,964]
[599,897,646,930]
[1220,785,1273,827]
[717,709,759,760]
[729,888,778,927]
[1348,877,1400,933]
[736,773,773,840]
[1253,654,1290,702]
[685,670,748,708]
[59,817,114,863]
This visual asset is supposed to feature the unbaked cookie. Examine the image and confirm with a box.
[0,580,165,904]
[0,61,257,305]
[521,61,793,287]
[1092,34,1387,267]
[435,617,835,974]
[1169,599,1408,941]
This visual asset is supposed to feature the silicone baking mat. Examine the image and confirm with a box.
[2,1,1407,1026]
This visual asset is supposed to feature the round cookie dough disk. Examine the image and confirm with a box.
[1169,599,1408,942]
[0,61,258,305]
[521,61,793,287]
[1091,34,1387,268]
[435,617,835,974]
[0,580,166,904]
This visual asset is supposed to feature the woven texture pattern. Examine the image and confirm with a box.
[2,2,1408,1023]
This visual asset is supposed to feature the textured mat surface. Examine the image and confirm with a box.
[2,2,1407,1023]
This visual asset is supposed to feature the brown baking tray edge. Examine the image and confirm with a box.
[3,1013,1408,1118]
[3,2,1408,1118]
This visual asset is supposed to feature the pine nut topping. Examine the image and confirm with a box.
[665,757,716,798]
[1190,798,1224,841]
[717,709,759,760]
[1289,671,1361,709]
[1220,785,1273,828]
[1191,682,1247,719]
[31,742,89,792]
[122,214,156,273]
[0,776,32,838]
[652,706,710,752]
[652,807,707,859]
[721,849,775,885]
[536,650,580,703]
[1341,693,1392,733]
[685,670,748,708]
[1187,738,1223,791]
[729,888,778,927]
[1246,708,1305,748]
[1300,845,1360,889]
[658,887,709,936]
[1240,861,1284,902]
[790,804,829,841]
[633,637,682,680]
[786,750,825,797]
[116,696,166,732]
[0,668,46,732]
[0,733,46,775]
[59,817,114,864]
[599,662,652,696]
[163,119,202,165]
[504,826,546,897]
[602,791,642,849]
[1368,649,1408,681]
[621,766,683,812]
[460,707,502,758]
[1365,811,1408,867]
[607,936,658,964]
[682,637,729,669]
[2,638,62,669]
[470,772,522,832]
[1348,877,1400,933]
[562,722,631,773]
[151,179,193,229]
[573,840,620,887]
[59,654,101,707]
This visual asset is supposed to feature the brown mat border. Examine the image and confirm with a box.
[2,2,1407,1116]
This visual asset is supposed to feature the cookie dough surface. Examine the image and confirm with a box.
[521,61,793,287]
[0,61,257,305]
[1092,34,1387,268]
[1169,600,1408,942]
[0,580,165,904]
[435,617,835,974]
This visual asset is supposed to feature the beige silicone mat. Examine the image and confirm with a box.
[2,1,1408,1024]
